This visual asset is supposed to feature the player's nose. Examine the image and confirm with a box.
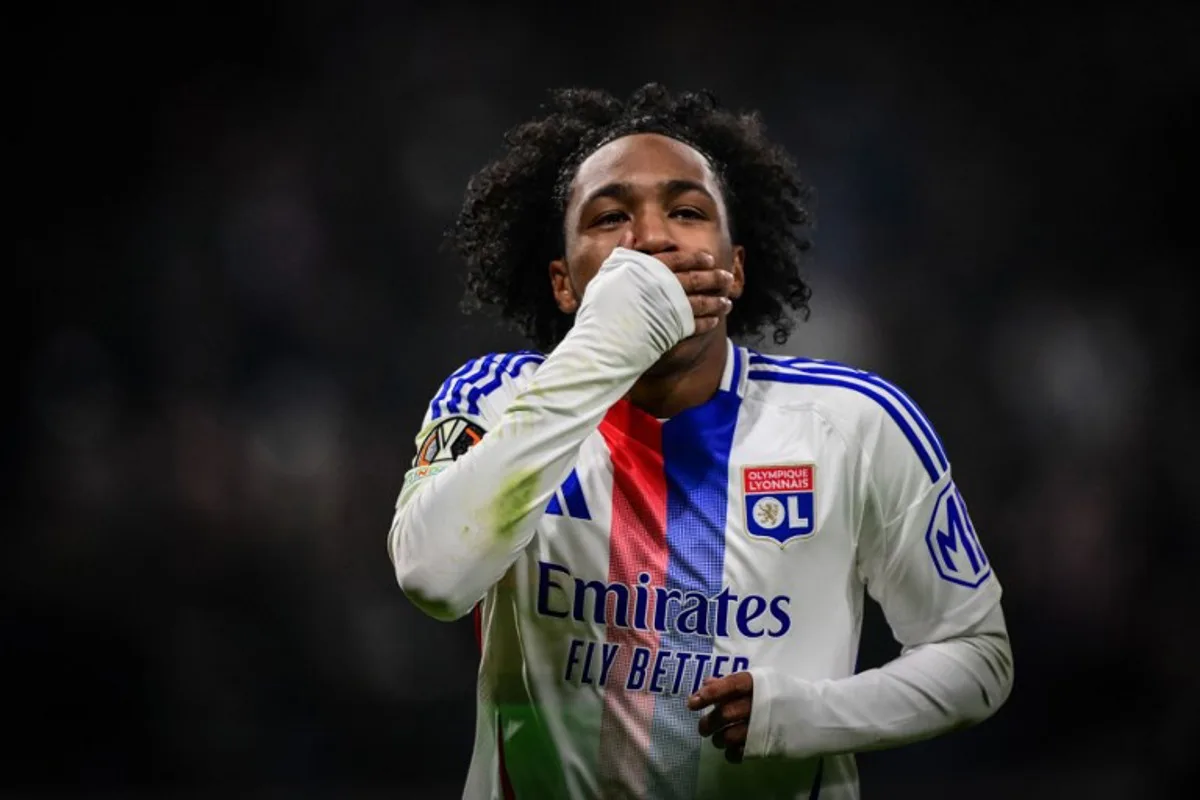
[629,210,677,255]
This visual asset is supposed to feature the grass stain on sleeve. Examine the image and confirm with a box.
[491,469,541,542]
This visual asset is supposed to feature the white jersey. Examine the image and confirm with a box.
[390,249,1012,800]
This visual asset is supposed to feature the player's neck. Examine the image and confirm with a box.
[628,331,728,420]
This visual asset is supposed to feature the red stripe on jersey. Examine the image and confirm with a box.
[473,605,515,800]
[596,399,668,799]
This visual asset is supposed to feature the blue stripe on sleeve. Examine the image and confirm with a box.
[747,369,942,483]
[428,351,545,420]
[749,354,948,470]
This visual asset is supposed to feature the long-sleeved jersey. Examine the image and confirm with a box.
[389,248,1013,800]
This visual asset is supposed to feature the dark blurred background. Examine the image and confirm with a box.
[10,2,1198,798]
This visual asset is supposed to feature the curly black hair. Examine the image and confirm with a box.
[449,83,814,350]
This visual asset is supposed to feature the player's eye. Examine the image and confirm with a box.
[670,206,707,220]
[591,211,629,229]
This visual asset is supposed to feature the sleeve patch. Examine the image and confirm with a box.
[923,482,992,589]
[414,417,486,467]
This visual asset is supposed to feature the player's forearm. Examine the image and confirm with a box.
[746,607,1013,759]
[389,251,693,622]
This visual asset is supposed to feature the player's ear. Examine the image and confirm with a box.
[729,244,746,300]
[549,259,579,314]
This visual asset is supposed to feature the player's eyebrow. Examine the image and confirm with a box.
[661,179,715,203]
[580,179,716,209]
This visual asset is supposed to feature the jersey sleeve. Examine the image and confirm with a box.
[397,351,544,507]
[743,380,1013,761]
[855,391,1002,647]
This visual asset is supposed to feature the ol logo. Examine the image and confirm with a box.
[742,463,816,546]
[924,482,991,588]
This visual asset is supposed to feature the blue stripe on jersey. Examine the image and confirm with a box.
[428,359,478,421]
[749,353,948,470]
[545,492,564,516]
[646,391,741,799]
[429,350,545,420]
[443,354,503,416]
[747,367,942,483]
[560,468,591,520]
[459,351,544,416]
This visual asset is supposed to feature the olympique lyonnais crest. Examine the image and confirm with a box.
[742,464,816,546]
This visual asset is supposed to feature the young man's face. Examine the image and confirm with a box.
[550,133,745,364]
